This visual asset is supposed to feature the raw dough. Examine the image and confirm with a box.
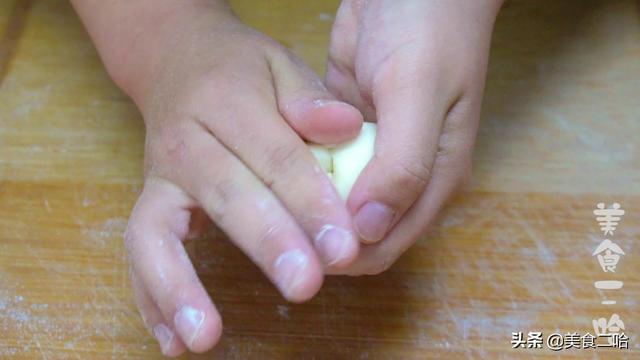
[307,122,376,200]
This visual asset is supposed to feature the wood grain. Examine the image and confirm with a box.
[0,0,638,358]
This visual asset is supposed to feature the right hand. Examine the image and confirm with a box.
[120,5,363,356]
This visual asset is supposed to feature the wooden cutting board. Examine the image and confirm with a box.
[1,0,638,358]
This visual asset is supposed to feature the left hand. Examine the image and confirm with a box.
[323,0,503,275]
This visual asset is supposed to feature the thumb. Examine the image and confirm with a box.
[347,65,450,243]
[267,48,363,144]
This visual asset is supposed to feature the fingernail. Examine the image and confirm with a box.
[274,249,309,298]
[153,324,174,355]
[313,99,341,108]
[354,201,395,243]
[315,225,352,266]
[174,305,205,348]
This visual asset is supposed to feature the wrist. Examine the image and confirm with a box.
[73,0,235,106]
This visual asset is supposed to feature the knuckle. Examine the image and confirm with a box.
[151,125,189,170]
[214,178,241,207]
[202,178,242,221]
[438,151,472,192]
[262,143,303,186]
[164,137,189,169]
[389,156,431,191]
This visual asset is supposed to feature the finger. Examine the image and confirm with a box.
[192,79,360,270]
[325,57,376,120]
[324,0,376,119]
[346,62,459,244]
[130,270,187,357]
[159,124,325,301]
[329,96,479,275]
[125,178,222,353]
[267,45,363,144]
[330,149,471,276]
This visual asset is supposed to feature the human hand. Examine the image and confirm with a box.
[81,2,366,356]
[324,0,503,274]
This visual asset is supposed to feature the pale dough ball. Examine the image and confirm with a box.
[307,122,376,200]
